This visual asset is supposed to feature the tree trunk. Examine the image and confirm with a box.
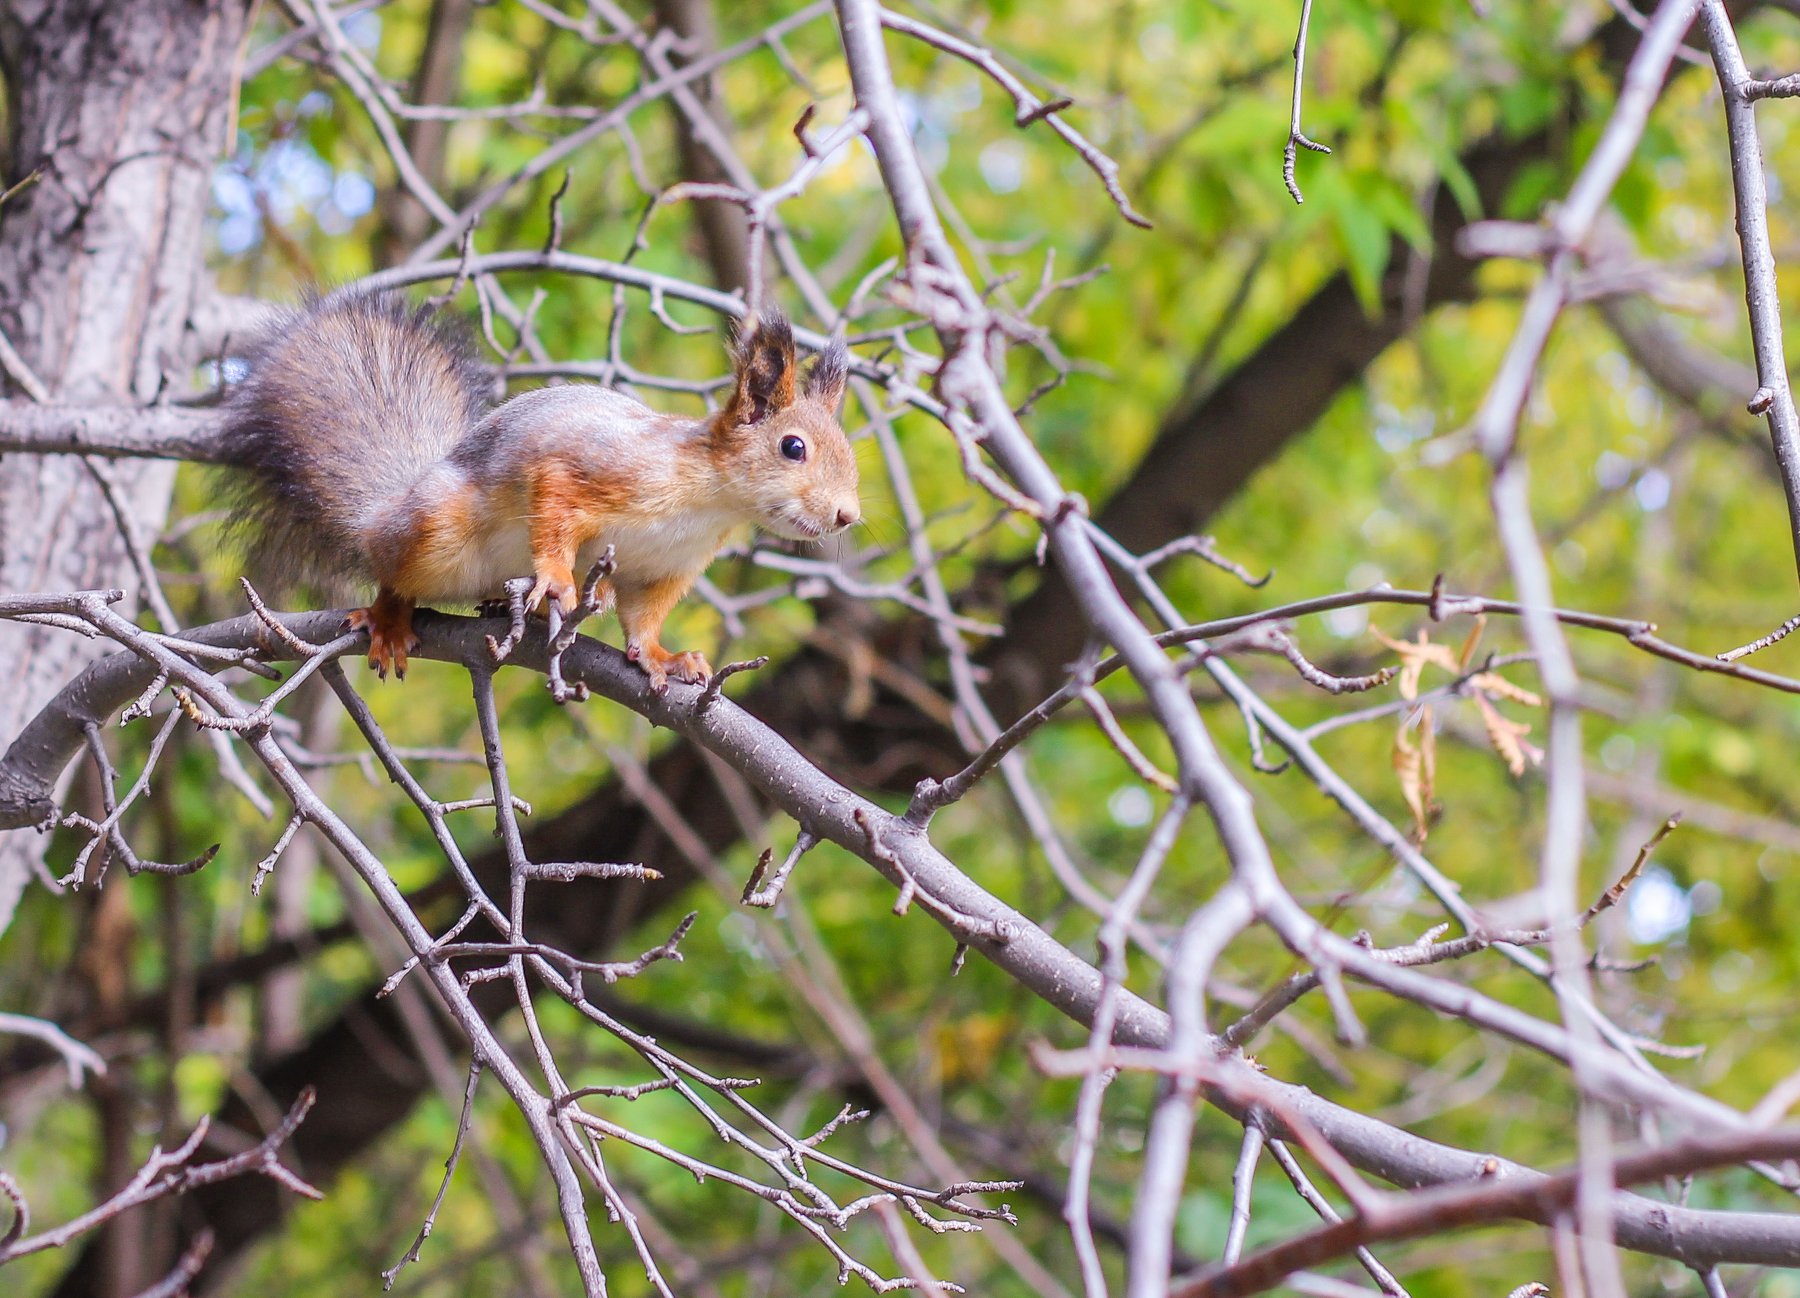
[650,0,753,292]
[377,0,474,261]
[0,0,246,938]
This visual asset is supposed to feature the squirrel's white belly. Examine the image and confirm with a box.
[437,521,535,600]
[580,512,739,588]
[423,512,738,600]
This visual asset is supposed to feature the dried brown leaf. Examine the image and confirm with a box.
[1393,708,1436,841]
[1371,625,1458,701]
[1470,673,1543,708]
[1475,692,1540,777]
[1455,614,1487,671]
[1419,706,1437,815]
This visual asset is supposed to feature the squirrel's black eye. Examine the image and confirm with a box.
[780,435,807,462]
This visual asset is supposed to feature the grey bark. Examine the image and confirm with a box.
[0,0,246,935]
[14,609,1800,1278]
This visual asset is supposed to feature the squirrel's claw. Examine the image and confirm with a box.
[664,650,712,685]
[628,642,711,694]
[346,600,421,681]
[525,571,579,618]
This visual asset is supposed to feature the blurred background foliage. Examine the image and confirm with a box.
[9,1,1800,1294]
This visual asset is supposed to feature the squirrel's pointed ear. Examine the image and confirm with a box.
[725,309,798,426]
[805,333,849,410]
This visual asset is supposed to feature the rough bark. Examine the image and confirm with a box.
[0,0,247,937]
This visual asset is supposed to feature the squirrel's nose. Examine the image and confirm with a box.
[835,506,859,530]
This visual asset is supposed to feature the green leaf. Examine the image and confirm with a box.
[1392,97,1483,220]
[1319,175,1395,315]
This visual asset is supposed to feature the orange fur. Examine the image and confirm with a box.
[619,574,710,692]
[244,306,857,689]
[387,480,483,598]
[346,590,419,679]
[719,316,798,428]
[525,457,633,611]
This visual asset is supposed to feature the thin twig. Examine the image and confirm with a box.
[1282,0,1332,203]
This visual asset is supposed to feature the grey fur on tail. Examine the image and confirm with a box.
[217,293,489,598]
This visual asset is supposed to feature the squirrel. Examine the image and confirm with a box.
[220,293,861,690]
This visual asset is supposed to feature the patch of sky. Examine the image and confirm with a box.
[1625,864,1690,945]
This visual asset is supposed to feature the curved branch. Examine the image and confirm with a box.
[2,604,1798,1269]
[1178,1125,1800,1297]
[1701,0,1800,584]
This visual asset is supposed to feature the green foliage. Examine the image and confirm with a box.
[14,1,1800,1296]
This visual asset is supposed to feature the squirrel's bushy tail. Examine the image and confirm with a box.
[219,293,489,597]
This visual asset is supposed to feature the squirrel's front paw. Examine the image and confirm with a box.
[346,604,421,680]
[525,570,579,617]
[627,642,712,694]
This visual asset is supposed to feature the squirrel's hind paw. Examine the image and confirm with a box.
[628,643,712,694]
[346,601,421,681]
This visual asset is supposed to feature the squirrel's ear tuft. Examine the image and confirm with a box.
[805,334,849,410]
[725,308,798,426]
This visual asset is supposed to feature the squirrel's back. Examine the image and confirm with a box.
[219,293,490,595]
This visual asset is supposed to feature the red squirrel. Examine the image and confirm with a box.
[221,294,861,689]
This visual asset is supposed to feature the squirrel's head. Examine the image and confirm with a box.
[714,310,861,542]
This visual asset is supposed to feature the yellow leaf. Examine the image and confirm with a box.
[1419,707,1437,815]
[1456,614,1487,671]
[1371,625,1458,701]
[1470,673,1543,708]
[1394,726,1423,827]
[1475,692,1540,777]
[1393,709,1434,841]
